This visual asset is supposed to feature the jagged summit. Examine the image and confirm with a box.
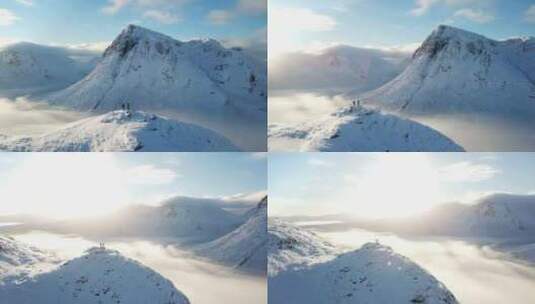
[413,25,494,59]
[101,24,199,59]
[364,25,535,116]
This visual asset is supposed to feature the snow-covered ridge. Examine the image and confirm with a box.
[196,196,268,273]
[364,25,535,116]
[269,106,464,152]
[0,246,190,304]
[268,221,458,304]
[0,110,239,152]
[48,24,266,113]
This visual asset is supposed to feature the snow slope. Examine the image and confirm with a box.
[0,110,239,152]
[0,235,59,281]
[268,221,458,304]
[268,219,338,276]
[0,247,190,304]
[269,106,464,151]
[271,45,409,94]
[48,25,266,114]
[0,42,95,93]
[196,196,267,273]
[363,25,535,116]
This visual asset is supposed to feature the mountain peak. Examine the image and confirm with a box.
[430,24,488,41]
[413,25,493,59]
[103,24,175,58]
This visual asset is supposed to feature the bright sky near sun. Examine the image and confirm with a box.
[0,0,266,49]
[0,153,266,219]
[269,0,535,58]
[269,153,535,219]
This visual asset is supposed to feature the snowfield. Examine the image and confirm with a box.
[0,235,60,282]
[269,106,464,152]
[0,246,190,304]
[268,221,458,304]
[196,196,267,273]
[363,25,535,117]
[47,25,266,115]
[0,110,239,152]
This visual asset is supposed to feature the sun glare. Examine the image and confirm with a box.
[340,154,442,219]
[0,154,131,220]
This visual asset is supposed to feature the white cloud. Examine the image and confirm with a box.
[66,41,111,52]
[15,0,34,6]
[102,0,131,15]
[411,0,439,16]
[525,5,535,23]
[236,0,266,15]
[271,7,336,32]
[269,7,337,56]
[143,9,180,24]
[439,161,500,182]
[454,8,494,23]
[207,9,234,25]
[125,165,178,185]
[101,0,189,25]
[410,0,494,16]
[0,8,20,26]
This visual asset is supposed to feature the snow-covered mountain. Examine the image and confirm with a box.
[268,221,458,304]
[271,45,409,94]
[363,25,535,116]
[269,106,464,151]
[0,247,190,304]
[268,219,338,276]
[196,196,267,273]
[362,194,535,239]
[47,25,266,113]
[420,193,535,238]
[0,42,95,92]
[0,110,239,152]
[61,197,245,243]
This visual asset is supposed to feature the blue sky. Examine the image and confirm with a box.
[269,0,535,57]
[269,153,535,218]
[0,153,266,218]
[0,0,266,48]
